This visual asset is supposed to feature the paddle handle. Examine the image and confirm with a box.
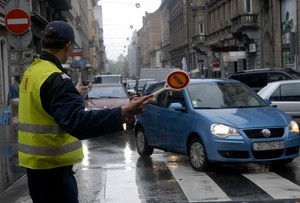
[153,86,168,96]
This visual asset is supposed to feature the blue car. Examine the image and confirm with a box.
[135,79,300,171]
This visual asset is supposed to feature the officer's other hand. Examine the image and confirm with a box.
[76,82,88,95]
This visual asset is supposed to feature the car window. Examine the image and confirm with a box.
[88,86,128,98]
[187,82,266,108]
[269,73,291,82]
[146,82,165,95]
[270,83,300,101]
[162,90,185,108]
[188,83,224,108]
[231,73,268,91]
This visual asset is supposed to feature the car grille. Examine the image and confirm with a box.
[243,128,284,139]
[252,149,284,159]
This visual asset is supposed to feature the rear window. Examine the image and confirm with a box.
[269,72,292,82]
[230,73,268,91]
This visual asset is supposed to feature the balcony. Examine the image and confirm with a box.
[192,35,206,45]
[50,0,71,12]
[230,14,258,33]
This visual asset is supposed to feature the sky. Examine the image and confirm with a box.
[97,0,161,61]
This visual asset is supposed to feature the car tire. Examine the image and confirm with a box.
[188,137,208,171]
[135,128,154,157]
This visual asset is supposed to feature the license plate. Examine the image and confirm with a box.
[253,141,285,151]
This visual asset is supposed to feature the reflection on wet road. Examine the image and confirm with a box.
[1,128,300,202]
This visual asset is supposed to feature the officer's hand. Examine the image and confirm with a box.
[121,94,154,117]
[76,82,88,95]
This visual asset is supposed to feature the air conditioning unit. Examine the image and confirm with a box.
[249,43,256,52]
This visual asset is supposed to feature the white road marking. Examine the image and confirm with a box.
[105,167,146,203]
[167,163,231,202]
[243,172,300,199]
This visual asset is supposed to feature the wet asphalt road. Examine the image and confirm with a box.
[1,125,300,202]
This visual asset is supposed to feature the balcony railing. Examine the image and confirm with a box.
[192,35,206,44]
[231,13,258,32]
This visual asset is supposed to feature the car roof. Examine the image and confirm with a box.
[232,68,299,74]
[265,79,300,85]
[146,78,239,88]
[89,83,124,87]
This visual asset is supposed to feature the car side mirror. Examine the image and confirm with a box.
[168,102,185,111]
[264,99,277,108]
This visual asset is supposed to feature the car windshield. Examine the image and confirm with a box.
[87,86,128,99]
[187,82,267,109]
[137,79,156,89]
[126,81,136,89]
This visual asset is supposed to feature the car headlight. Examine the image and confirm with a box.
[289,120,299,133]
[211,123,240,138]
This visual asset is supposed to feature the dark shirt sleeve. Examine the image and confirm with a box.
[40,72,124,140]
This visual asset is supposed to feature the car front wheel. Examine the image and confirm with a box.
[135,128,154,157]
[188,137,208,171]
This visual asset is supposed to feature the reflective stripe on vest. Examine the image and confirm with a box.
[18,141,82,156]
[18,122,65,134]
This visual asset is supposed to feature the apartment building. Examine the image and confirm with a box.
[136,0,299,79]
[0,0,102,107]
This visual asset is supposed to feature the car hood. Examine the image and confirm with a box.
[194,107,291,128]
[84,98,129,109]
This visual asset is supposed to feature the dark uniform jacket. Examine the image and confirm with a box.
[39,51,124,140]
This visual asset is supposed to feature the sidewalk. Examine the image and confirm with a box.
[0,122,29,203]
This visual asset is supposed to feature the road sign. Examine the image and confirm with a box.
[5,8,31,35]
[7,30,32,49]
[153,70,190,96]
[166,70,190,90]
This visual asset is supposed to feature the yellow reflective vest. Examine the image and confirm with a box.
[18,59,84,169]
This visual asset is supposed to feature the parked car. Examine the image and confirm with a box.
[135,79,300,171]
[94,74,122,84]
[141,80,161,95]
[229,68,300,92]
[258,80,300,123]
[135,78,157,95]
[83,83,129,110]
[125,79,137,96]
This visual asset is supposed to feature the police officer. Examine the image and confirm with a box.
[18,21,153,203]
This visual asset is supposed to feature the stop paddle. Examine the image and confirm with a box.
[153,70,190,96]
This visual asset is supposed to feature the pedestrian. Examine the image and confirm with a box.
[7,75,20,106]
[18,20,153,203]
[7,75,20,127]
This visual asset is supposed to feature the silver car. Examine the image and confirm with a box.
[258,79,300,123]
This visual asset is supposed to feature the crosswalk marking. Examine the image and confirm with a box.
[105,167,146,203]
[243,172,300,199]
[167,163,231,202]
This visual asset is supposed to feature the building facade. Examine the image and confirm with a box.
[0,0,102,107]
[135,0,300,79]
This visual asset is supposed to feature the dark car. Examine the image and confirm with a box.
[229,68,300,92]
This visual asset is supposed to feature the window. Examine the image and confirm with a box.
[244,0,252,13]
[269,73,292,82]
[198,23,204,35]
[270,83,300,101]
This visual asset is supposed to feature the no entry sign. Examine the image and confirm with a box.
[5,8,31,35]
